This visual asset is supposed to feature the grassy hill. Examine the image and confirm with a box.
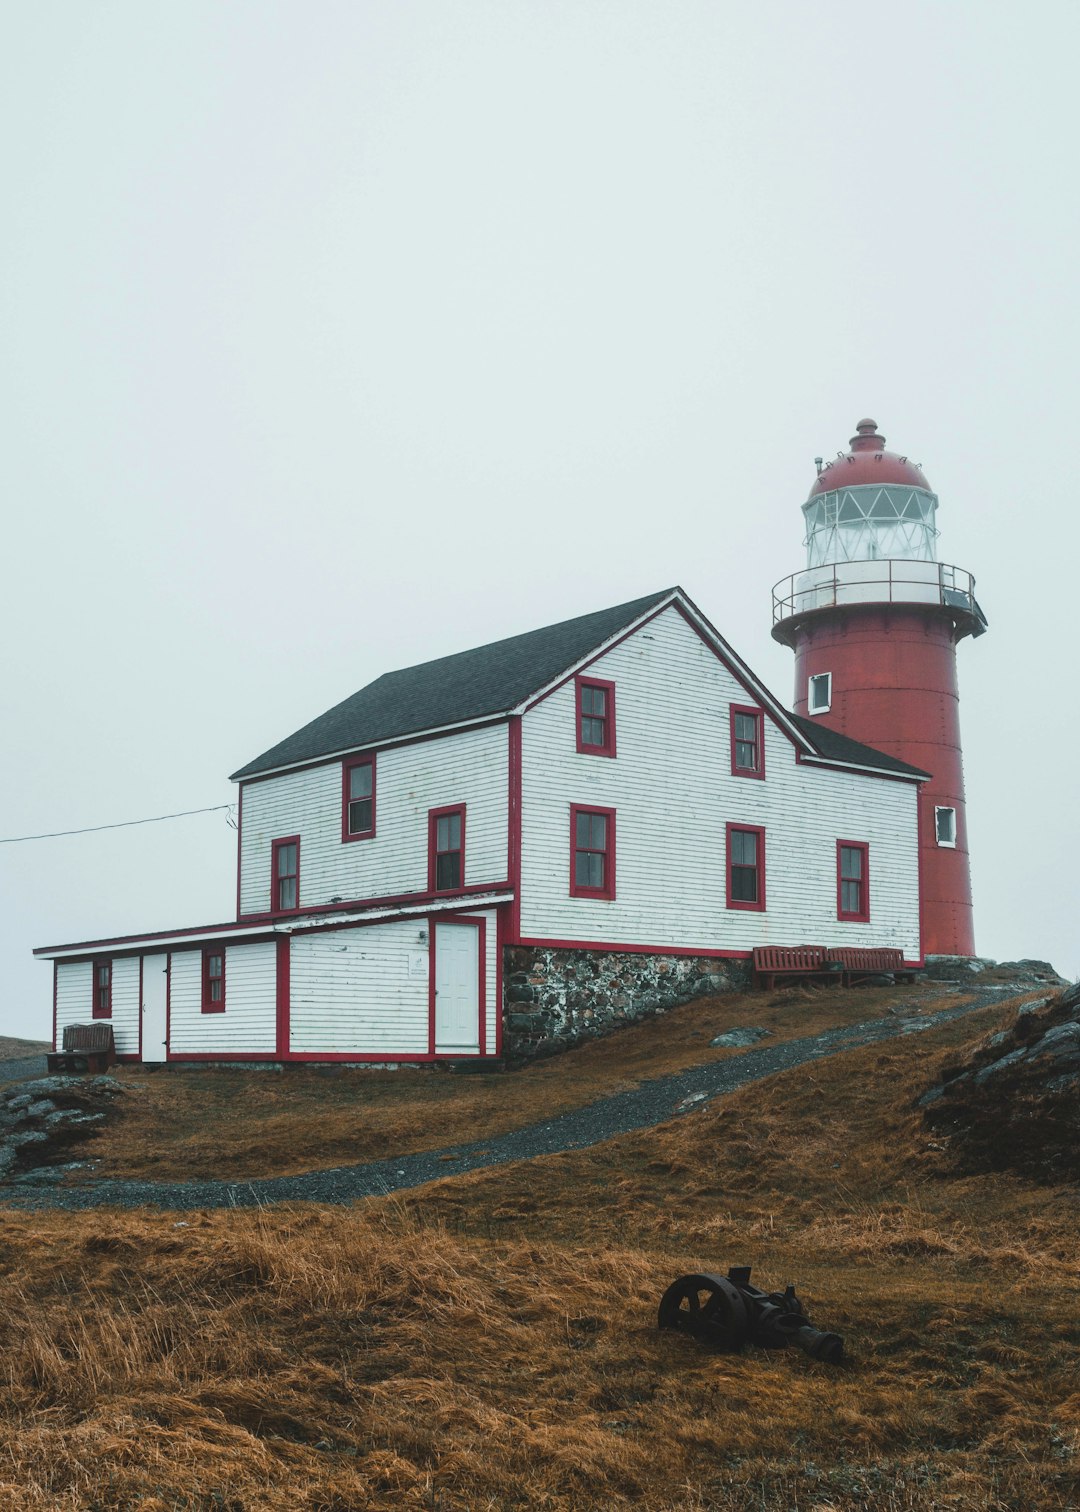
[1,986,1077,1509]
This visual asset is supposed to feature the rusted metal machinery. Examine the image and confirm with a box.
[658,1266,844,1363]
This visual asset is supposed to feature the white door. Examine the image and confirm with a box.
[142,953,169,1061]
[434,923,480,1054]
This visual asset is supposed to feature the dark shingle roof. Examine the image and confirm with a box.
[790,715,930,779]
[231,589,676,779]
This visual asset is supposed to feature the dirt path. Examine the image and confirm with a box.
[0,985,1027,1213]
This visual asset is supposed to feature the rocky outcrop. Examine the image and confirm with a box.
[919,981,1080,1179]
[0,1075,123,1184]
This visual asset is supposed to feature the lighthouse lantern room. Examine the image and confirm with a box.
[771,419,987,959]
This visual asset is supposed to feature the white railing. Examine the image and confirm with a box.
[772,559,982,627]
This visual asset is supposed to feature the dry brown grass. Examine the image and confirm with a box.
[1,991,1078,1509]
[87,983,950,1182]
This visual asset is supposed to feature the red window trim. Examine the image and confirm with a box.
[730,703,765,780]
[341,753,377,843]
[428,804,466,894]
[726,823,766,912]
[569,803,617,901]
[575,675,617,758]
[836,839,870,922]
[92,957,113,1019]
[201,946,226,1014]
[271,835,301,915]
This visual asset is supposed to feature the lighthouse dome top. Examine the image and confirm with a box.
[809,419,931,497]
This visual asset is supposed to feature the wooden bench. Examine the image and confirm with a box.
[824,947,918,985]
[46,1023,116,1074]
[752,945,838,990]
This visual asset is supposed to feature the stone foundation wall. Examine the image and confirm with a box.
[503,945,752,1059]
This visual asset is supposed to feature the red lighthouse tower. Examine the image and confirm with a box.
[771,419,987,958]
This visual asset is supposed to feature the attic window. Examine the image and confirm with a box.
[575,676,616,758]
[808,672,832,715]
[342,755,376,841]
[730,705,764,779]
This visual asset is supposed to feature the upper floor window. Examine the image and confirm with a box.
[342,755,376,841]
[808,672,832,715]
[429,805,465,892]
[271,837,300,913]
[570,804,616,899]
[202,948,226,1013]
[837,841,870,922]
[935,807,957,847]
[92,959,113,1018]
[575,675,617,758]
[730,704,765,779]
[726,824,765,911]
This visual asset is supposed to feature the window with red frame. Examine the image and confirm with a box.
[837,841,870,921]
[726,824,765,911]
[92,959,113,1018]
[575,676,616,757]
[730,704,764,778]
[271,837,300,912]
[570,804,616,899]
[202,948,226,1013]
[342,755,376,840]
[429,806,465,892]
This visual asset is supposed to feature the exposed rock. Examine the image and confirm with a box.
[920,980,1080,1180]
[710,1027,772,1049]
[0,1073,124,1184]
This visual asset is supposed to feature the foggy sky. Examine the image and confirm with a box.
[3,1,1078,1040]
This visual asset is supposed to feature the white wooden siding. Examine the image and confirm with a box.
[289,921,430,1056]
[54,957,140,1056]
[519,605,920,955]
[239,724,509,916]
[168,942,277,1055]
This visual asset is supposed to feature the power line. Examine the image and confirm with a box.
[0,804,234,845]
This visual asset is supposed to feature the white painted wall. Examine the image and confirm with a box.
[289,919,430,1056]
[239,723,509,916]
[519,605,921,955]
[54,956,140,1056]
[168,941,277,1055]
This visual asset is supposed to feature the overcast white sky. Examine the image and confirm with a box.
[2,1,1078,1040]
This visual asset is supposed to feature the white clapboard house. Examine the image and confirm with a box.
[36,588,927,1064]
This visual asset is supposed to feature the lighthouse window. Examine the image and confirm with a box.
[935,807,957,847]
[837,841,870,923]
[808,672,832,714]
[730,705,764,778]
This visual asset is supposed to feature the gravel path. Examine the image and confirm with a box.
[1,987,1019,1212]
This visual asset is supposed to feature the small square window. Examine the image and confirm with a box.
[575,676,617,758]
[730,704,765,779]
[808,672,832,714]
[935,807,957,847]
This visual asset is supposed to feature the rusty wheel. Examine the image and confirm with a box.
[657,1272,750,1351]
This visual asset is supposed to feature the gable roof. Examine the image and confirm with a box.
[231,586,930,784]
[790,715,930,779]
[231,589,676,779]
